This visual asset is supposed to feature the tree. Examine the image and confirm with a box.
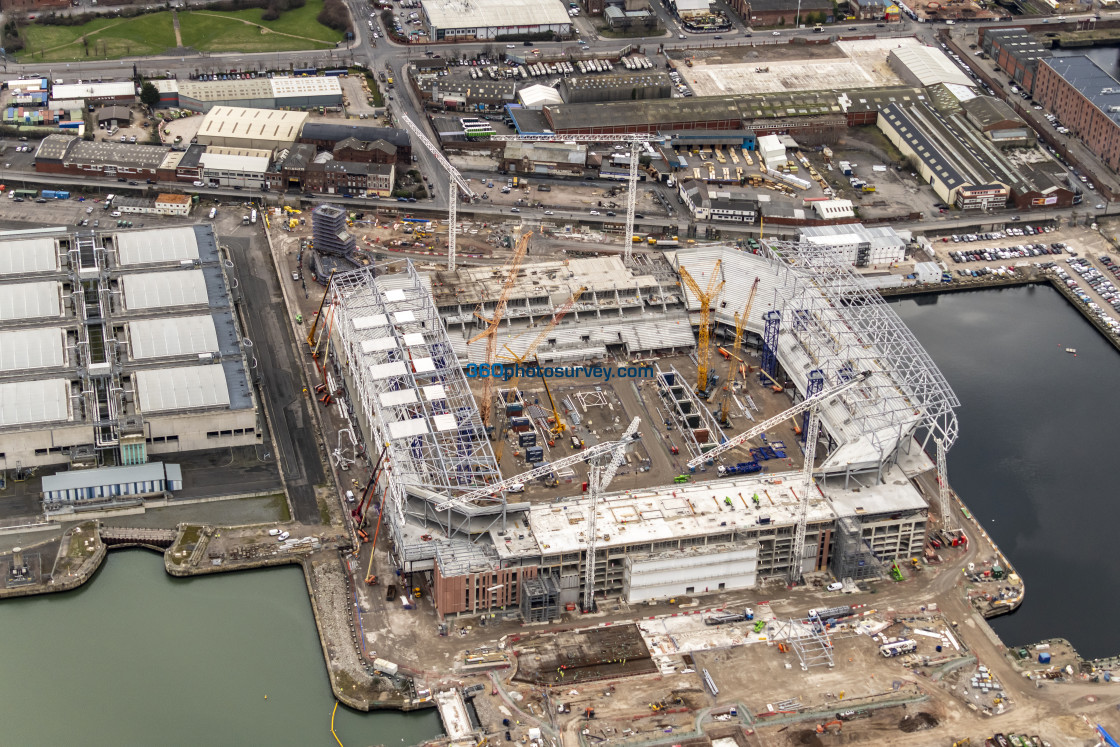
[139,81,160,108]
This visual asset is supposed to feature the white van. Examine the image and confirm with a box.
[345,490,356,502]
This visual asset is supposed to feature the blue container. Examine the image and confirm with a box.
[1038,652,1051,664]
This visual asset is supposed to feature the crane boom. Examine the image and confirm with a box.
[398,113,475,271]
[720,278,758,421]
[436,417,641,510]
[678,262,724,393]
[935,437,955,531]
[468,231,530,429]
[584,415,641,612]
[687,371,872,469]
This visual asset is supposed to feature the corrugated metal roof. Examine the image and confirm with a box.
[135,364,231,413]
[122,270,209,310]
[0,237,58,275]
[889,47,973,88]
[0,327,66,371]
[116,226,201,266]
[41,461,174,491]
[0,378,70,426]
[0,281,61,321]
[129,315,219,359]
[423,0,570,29]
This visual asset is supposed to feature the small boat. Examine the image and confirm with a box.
[1065,348,1077,354]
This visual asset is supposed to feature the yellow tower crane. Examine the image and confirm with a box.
[679,261,724,394]
[719,277,759,425]
[468,230,531,431]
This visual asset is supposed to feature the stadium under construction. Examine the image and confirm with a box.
[321,239,959,618]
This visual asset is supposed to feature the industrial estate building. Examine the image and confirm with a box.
[0,225,260,475]
[321,239,958,617]
[195,106,309,151]
[421,0,572,40]
[1033,55,1120,173]
[153,76,344,113]
[980,27,1050,95]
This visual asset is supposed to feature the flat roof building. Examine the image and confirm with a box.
[422,0,572,40]
[34,135,170,180]
[980,27,1050,94]
[1034,55,1120,173]
[196,106,309,151]
[0,225,259,472]
[155,76,343,112]
[51,81,135,103]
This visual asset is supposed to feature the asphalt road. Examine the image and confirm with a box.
[224,233,325,524]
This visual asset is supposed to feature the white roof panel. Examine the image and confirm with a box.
[353,314,388,330]
[135,365,231,413]
[384,288,407,302]
[122,270,208,310]
[0,281,61,321]
[0,327,66,371]
[0,237,58,275]
[116,227,200,265]
[388,417,429,439]
[129,315,219,359]
[379,390,419,407]
[0,379,70,427]
[422,384,447,401]
[402,332,426,347]
[433,413,458,432]
[413,357,436,373]
[394,310,416,324]
[369,361,407,380]
[361,337,398,353]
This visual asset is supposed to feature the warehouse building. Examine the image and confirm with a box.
[887,46,974,88]
[198,151,271,189]
[557,71,672,104]
[678,179,759,223]
[42,462,183,505]
[195,106,309,151]
[115,193,193,217]
[0,225,259,474]
[50,81,135,104]
[422,0,572,40]
[499,141,586,176]
[1033,55,1120,173]
[299,123,412,163]
[980,27,1050,94]
[959,95,1034,146]
[154,76,343,112]
[731,0,832,25]
[34,134,170,180]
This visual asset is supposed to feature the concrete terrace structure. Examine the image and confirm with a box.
[195,106,309,151]
[1033,55,1120,173]
[0,226,259,471]
[422,0,572,40]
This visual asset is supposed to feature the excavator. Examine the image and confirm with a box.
[815,720,842,735]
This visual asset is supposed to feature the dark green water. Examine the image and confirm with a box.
[0,550,443,747]
[892,285,1120,659]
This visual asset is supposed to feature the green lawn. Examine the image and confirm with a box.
[17,0,342,62]
[179,0,343,53]
[19,13,177,62]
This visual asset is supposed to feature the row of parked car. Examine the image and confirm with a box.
[1051,259,1120,333]
[945,225,1054,243]
[949,242,1066,264]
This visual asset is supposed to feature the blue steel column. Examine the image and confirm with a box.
[760,310,781,383]
[802,369,824,442]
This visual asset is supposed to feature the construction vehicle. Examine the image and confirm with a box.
[305,270,337,348]
[678,261,725,394]
[467,231,531,430]
[365,574,379,586]
[538,357,567,435]
[815,720,842,734]
[413,586,422,599]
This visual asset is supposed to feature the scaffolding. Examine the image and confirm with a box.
[520,573,561,623]
[328,261,505,568]
[771,619,836,670]
[830,515,884,583]
[762,239,960,477]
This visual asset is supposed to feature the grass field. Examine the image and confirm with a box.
[178,0,343,53]
[17,0,342,62]
[20,14,177,62]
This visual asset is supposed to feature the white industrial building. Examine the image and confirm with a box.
[50,81,136,103]
[799,223,909,267]
[423,0,572,40]
[155,76,343,112]
[199,151,271,188]
[195,106,309,151]
[887,46,974,89]
[324,243,958,619]
[0,226,259,474]
[757,133,786,169]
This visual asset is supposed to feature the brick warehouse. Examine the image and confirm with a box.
[980,27,1051,94]
[1034,55,1120,173]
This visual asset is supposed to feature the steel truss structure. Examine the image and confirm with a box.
[760,310,781,382]
[328,261,505,568]
[771,619,836,670]
[802,369,824,443]
[762,239,960,476]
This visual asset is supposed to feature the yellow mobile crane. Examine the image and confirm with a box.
[678,261,724,394]
[305,270,337,348]
[719,277,759,426]
[467,231,531,431]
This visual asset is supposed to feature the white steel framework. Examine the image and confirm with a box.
[491,135,653,262]
[328,261,502,559]
[583,416,640,612]
[935,436,955,531]
[763,239,960,472]
[399,114,475,271]
[790,406,821,584]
